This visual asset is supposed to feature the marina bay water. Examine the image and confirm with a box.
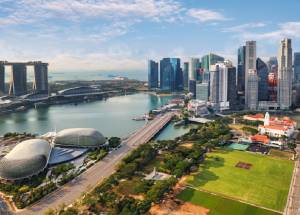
[0,93,191,140]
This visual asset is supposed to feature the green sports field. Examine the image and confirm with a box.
[177,188,281,215]
[183,149,294,211]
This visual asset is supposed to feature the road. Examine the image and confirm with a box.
[17,112,174,215]
[285,145,300,215]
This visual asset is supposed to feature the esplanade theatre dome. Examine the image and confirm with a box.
[0,139,51,180]
[54,128,106,148]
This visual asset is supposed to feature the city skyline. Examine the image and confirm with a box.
[0,0,300,72]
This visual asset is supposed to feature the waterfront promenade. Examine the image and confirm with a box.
[285,145,300,215]
[17,112,174,215]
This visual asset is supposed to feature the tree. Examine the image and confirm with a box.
[108,137,121,148]
[242,126,258,135]
[44,208,56,215]
[59,207,79,215]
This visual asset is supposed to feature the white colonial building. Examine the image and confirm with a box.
[258,112,296,137]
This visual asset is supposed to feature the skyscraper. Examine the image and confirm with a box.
[294,52,300,82]
[247,71,258,110]
[0,63,5,95]
[245,41,258,110]
[201,53,224,72]
[267,57,278,102]
[256,58,269,101]
[183,62,189,90]
[148,60,159,89]
[278,38,292,109]
[33,62,48,94]
[209,65,220,108]
[215,60,237,110]
[9,63,27,96]
[160,58,183,92]
[188,79,196,97]
[237,46,246,95]
[189,58,200,81]
[227,65,237,110]
[196,82,209,101]
[267,57,278,73]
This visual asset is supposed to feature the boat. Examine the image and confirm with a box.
[132,114,153,121]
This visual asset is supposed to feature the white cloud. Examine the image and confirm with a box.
[223,22,266,32]
[0,0,233,72]
[186,8,228,23]
[0,0,182,25]
[49,53,145,72]
[237,22,300,41]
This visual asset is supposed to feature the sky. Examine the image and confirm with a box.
[0,0,300,73]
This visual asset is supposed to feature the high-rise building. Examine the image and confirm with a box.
[9,63,27,96]
[256,58,269,101]
[227,65,237,110]
[278,38,292,109]
[267,57,278,102]
[196,82,209,101]
[245,41,258,110]
[214,60,237,110]
[237,46,246,95]
[33,62,48,94]
[196,63,202,81]
[267,57,278,73]
[148,60,159,89]
[0,63,5,95]
[160,58,183,91]
[183,62,189,90]
[201,53,224,72]
[294,52,300,82]
[247,70,259,110]
[209,65,220,108]
[188,80,196,97]
[189,58,200,81]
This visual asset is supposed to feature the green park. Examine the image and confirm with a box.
[179,149,294,212]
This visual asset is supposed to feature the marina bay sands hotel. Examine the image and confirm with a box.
[0,61,48,96]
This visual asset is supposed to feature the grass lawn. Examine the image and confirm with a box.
[269,149,294,160]
[177,188,281,215]
[184,149,294,211]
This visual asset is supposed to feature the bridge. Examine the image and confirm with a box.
[126,112,174,146]
[16,112,175,215]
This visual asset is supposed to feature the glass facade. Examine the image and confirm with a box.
[189,58,200,81]
[294,52,300,82]
[257,58,269,101]
[227,67,237,109]
[201,53,224,71]
[188,79,196,97]
[209,69,219,104]
[148,60,158,89]
[183,62,189,90]
[196,82,209,101]
[160,58,183,92]
[237,46,245,94]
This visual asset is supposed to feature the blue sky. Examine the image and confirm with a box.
[0,0,300,72]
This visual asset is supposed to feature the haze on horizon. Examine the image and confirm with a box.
[0,0,300,73]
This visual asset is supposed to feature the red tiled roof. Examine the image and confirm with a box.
[245,114,264,119]
[260,125,288,131]
[251,134,269,144]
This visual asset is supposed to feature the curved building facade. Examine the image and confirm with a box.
[54,128,106,148]
[0,139,51,180]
